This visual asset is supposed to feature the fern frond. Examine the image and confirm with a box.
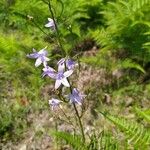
[52,131,87,150]
[135,108,150,122]
[100,112,150,148]
[88,131,119,150]
[130,0,150,12]
[116,59,145,73]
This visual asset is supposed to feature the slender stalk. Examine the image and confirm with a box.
[46,0,85,142]
[32,20,50,36]
[73,103,85,142]
[67,77,85,142]
[54,119,58,149]
[48,0,65,56]
[59,106,75,128]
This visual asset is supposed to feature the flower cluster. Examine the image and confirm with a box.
[27,44,85,110]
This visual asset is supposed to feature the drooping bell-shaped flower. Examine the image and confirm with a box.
[27,47,50,67]
[45,18,56,31]
[57,58,77,70]
[66,59,76,70]
[69,88,86,105]
[42,66,56,78]
[49,98,61,110]
[57,58,65,71]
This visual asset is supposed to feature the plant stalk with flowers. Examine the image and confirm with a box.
[27,0,86,143]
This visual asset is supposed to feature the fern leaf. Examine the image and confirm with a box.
[131,0,150,12]
[52,131,87,150]
[135,108,150,122]
[116,59,145,73]
[100,112,150,148]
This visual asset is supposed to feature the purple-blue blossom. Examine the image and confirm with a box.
[42,63,73,89]
[66,59,76,70]
[54,69,73,89]
[57,58,65,71]
[49,98,61,110]
[57,58,77,70]
[42,66,56,78]
[69,88,85,105]
[27,47,50,67]
[45,18,56,31]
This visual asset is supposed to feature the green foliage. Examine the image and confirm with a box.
[0,31,49,140]
[0,101,29,140]
[52,131,86,150]
[135,107,150,122]
[89,0,150,66]
[88,131,119,150]
[46,0,104,53]
[0,0,105,53]
[52,130,119,150]
[100,112,150,149]
[0,0,48,32]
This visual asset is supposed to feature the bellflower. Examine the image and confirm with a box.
[42,63,73,89]
[57,58,77,70]
[69,88,85,105]
[57,58,65,71]
[45,18,56,30]
[42,66,56,78]
[54,68,73,89]
[27,47,50,67]
[49,98,61,110]
[66,59,76,70]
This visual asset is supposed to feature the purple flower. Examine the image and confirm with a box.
[27,47,50,67]
[57,58,65,72]
[66,59,76,70]
[45,18,56,30]
[55,69,73,89]
[42,66,56,78]
[57,58,77,70]
[42,63,73,89]
[49,98,61,110]
[69,88,85,105]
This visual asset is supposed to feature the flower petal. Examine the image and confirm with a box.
[64,70,73,77]
[55,80,62,89]
[48,18,53,22]
[49,98,61,110]
[61,78,70,87]
[45,22,53,27]
[72,88,79,95]
[66,59,76,70]
[43,56,50,61]
[58,63,65,72]
[45,18,55,28]
[32,48,37,52]
[38,48,48,55]
[57,58,65,65]
[35,58,42,67]
[27,53,39,59]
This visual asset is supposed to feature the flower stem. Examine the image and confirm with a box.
[48,0,65,56]
[73,103,85,142]
[67,78,85,142]
[45,0,85,142]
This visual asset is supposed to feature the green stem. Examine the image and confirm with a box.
[73,103,85,142]
[59,106,75,128]
[46,0,85,142]
[32,20,50,36]
[67,78,85,142]
[48,0,65,56]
